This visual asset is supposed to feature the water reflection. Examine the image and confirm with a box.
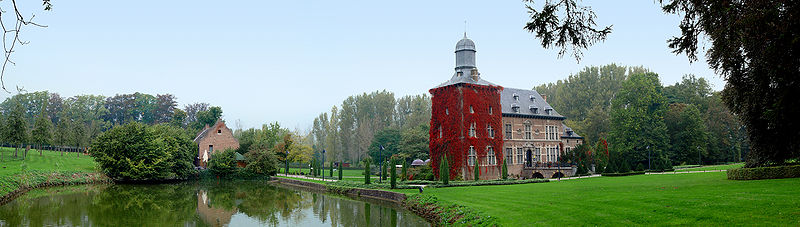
[0,181,429,227]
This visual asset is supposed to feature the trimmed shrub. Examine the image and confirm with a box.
[727,165,800,180]
[401,160,408,181]
[338,161,343,180]
[440,154,449,185]
[363,158,371,184]
[473,165,479,181]
[601,171,646,177]
[390,160,397,189]
[501,161,508,180]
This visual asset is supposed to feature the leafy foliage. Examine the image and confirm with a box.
[90,122,195,181]
[439,154,449,185]
[523,0,612,62]
[208,148,238,176]
[609,72,669,170]
[244,144,279,176]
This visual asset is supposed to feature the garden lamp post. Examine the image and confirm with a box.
[379,145,384,183]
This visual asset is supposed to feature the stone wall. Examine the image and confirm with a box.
[274,178,407,204]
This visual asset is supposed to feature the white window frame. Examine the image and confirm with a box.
[468,146,476,166]
[438,125,443,138]
[487,146,496,166]
[516,147,524,164]
[487,124,494,138]
[505,147,513,165]
[524,124,532,140]
[469,122,477,138]
[504,123,512,139]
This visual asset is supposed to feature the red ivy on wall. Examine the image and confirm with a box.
[429,83,504,179]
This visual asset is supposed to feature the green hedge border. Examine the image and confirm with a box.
[726,165,800,180]
[601,171,646,177]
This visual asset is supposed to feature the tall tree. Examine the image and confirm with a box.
[608,72,669,168]
[665,104,708,165]
[525,0,800,167]
[663,75,712,111]
[5,100,28,158]
[31,107,53,154]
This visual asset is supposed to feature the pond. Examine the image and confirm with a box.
[0,181,430,227]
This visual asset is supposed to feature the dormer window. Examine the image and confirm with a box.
[512,107,519,113]
[530,95,536,101]
[457,71,463,77]
[513,93,519,101]
[529,105,538,114]
[545,108,552,115]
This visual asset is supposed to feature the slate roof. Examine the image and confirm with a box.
[500,87,565,119]
[561,123,584,139]
[433,71,499,89]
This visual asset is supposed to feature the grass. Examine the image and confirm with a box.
[0,147,96,177]
[674,163,744,172]
[0,147,105,199]
[416,172,800,226]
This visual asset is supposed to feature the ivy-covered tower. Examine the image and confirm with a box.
[429,34,504,180]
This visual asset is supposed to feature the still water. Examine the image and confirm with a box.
[0,181,429,227]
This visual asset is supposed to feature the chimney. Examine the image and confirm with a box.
[541,94,547,102]
[470,68,479,81]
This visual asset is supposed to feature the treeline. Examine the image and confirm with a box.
[536,64,748,166]
[0,91,224,152]
[310,91,431,164]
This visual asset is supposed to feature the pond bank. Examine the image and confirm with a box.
[0,171,111,206]
[274,177,453,225]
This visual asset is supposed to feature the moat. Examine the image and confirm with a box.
[0,181,429,226]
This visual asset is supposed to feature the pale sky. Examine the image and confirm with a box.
[1,1,719,130]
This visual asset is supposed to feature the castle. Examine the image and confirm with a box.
[429,34,583,180]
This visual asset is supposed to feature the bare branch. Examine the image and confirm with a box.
[0,0,51,92]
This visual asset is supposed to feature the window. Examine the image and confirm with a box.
[504,124,512,139]
[489,106,493,115]
[457,72,463,77]
[438,125,442,138]
[535,147,541,163]
[566,147,571,153]
[505,148,513,165]
[487,124,494,138]
[209,145,214,153]
[217,130,222,134]
[470,105,474,113]
[446,108,449,115]
[469,122,477,137]
[512,107,519,113]
[516,148,524,164]
[545,125,558,140]
[513,93,519,100]
[530,95,536,101]
[524,124,532,140]
[468,146,476,166]
[487,146,496,166]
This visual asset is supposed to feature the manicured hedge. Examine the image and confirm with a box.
[645,169,675,173]
[726,165,800,180]
[601,171,646,177]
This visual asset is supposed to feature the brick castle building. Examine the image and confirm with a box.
[430,34,583,180]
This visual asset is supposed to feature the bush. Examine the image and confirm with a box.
[601,171,646,177]
[401,160,408,181]
[727,165,800,180]
[501,161,508,180]
[209,149,238,176]
[244,145,278,176]
[416,163,434,180]
[91,122,196,181]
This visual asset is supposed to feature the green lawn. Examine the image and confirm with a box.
[0,147,96,177]
[418,172,800,226]
[674,163,744,172]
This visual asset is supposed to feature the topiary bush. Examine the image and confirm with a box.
[727,165,800,180]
